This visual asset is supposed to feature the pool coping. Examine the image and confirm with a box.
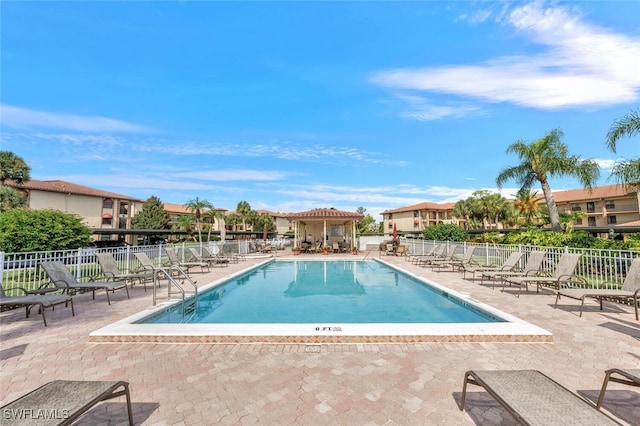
[89,258,553,344]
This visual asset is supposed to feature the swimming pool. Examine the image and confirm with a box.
[90,258,552,344]
[141,260,500,324]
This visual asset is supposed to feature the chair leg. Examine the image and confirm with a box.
[596,370,612,408]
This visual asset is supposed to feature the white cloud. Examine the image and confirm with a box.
[0,104,151,133]
[175,169,288,181]
[371,2,640,112]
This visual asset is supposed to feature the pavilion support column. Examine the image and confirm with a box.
[323,220,327,246]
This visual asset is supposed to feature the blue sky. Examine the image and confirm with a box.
[1,1,639,219]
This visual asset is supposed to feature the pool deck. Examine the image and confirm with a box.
[1,251,638,425]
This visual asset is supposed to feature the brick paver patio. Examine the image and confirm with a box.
[1,252,638,425]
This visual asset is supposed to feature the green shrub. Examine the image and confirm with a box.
[423,223,467,242]
[0,209,92,252]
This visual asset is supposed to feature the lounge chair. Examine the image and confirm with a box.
[482,250,547,289]
[0,380,133,425]
[396,245,407,257]
[411,244,446,266]
[503,253,584,297]
[419,245,457,268]
[555,257,640,320]
[96,252,154,291]
[39,261,129,305]
[202,246,238,263]
[461,251,524,281]
[0,284,74,326]
[165,247,209,273]
[408,245,439,264]
[431,246,476,272]
[189,247,229,268]
[459,370,621,425]
[597,368,640,409]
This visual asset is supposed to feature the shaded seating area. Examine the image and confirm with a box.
[459,370,621,425]
[555,257,640,320]
[0,380,133,425]
[39,261,129,305]
[461,251,523,281]
[502,253,584,297]
[0,284,74,326]
[597,368,640,409]
[96,252,154,292]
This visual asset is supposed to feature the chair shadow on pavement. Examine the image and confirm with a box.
[578,389,640,426]
[75,402,159,425]
[452,391,520,425]
[0,343,27,361]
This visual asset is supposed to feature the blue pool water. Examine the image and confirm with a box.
[141,260,502,324]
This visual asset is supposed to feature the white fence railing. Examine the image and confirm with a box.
[400,239,639,289]
[2,238,638,295]
[0,239,272,294]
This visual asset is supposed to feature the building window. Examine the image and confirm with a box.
[571,204,582,212]
[575,218,583,225]
[586,202,595,213]
[588,217,596,227]
[413,211,419,218]
[607,216,617,225]
[103,198,113,209]
[605,201,615,209]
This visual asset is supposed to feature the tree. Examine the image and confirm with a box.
[452,199,473,230]
[496,129,600,232]
[132,196,171,230]
[0,186,27,212]
[235,201,252,231]
[202,209,225,242]
[513,189,540,226]
[173,214,196,242]
[0,209,92,252]
[184,197,213,242]
[606,109,640,189]
[0,151,31,186]
[606,109,639,153]
[355,207,377,234]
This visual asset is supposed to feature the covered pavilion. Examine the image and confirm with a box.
[287,208,364,252]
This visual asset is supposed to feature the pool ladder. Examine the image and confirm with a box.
[152,265,198,322]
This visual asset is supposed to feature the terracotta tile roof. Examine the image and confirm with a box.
[551,184,636,203]
[381,202,455,214]
[163,203,227,215]
[256,209,288,218]
[5,179,142,201]
[287,208,364,221]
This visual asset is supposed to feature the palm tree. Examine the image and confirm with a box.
[452,199,472,230]
[606,109,639,152]
[496,129,600,232]
[202,209,225,242]
[0,186,27,212]
[0,151,31,186]
[235,201,252,231]
[606,109,639,189]
[174,214,196,241]
[184,197,213,242]
[513,189,540,226]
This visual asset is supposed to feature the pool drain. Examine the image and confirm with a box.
[305,345,321,353]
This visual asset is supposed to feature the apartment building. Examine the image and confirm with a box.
[381,202,458,237]
[6,179,144,243]
[382,184,639,237]
[553,184,640,231]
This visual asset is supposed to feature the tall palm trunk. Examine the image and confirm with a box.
[540,178,561,232]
